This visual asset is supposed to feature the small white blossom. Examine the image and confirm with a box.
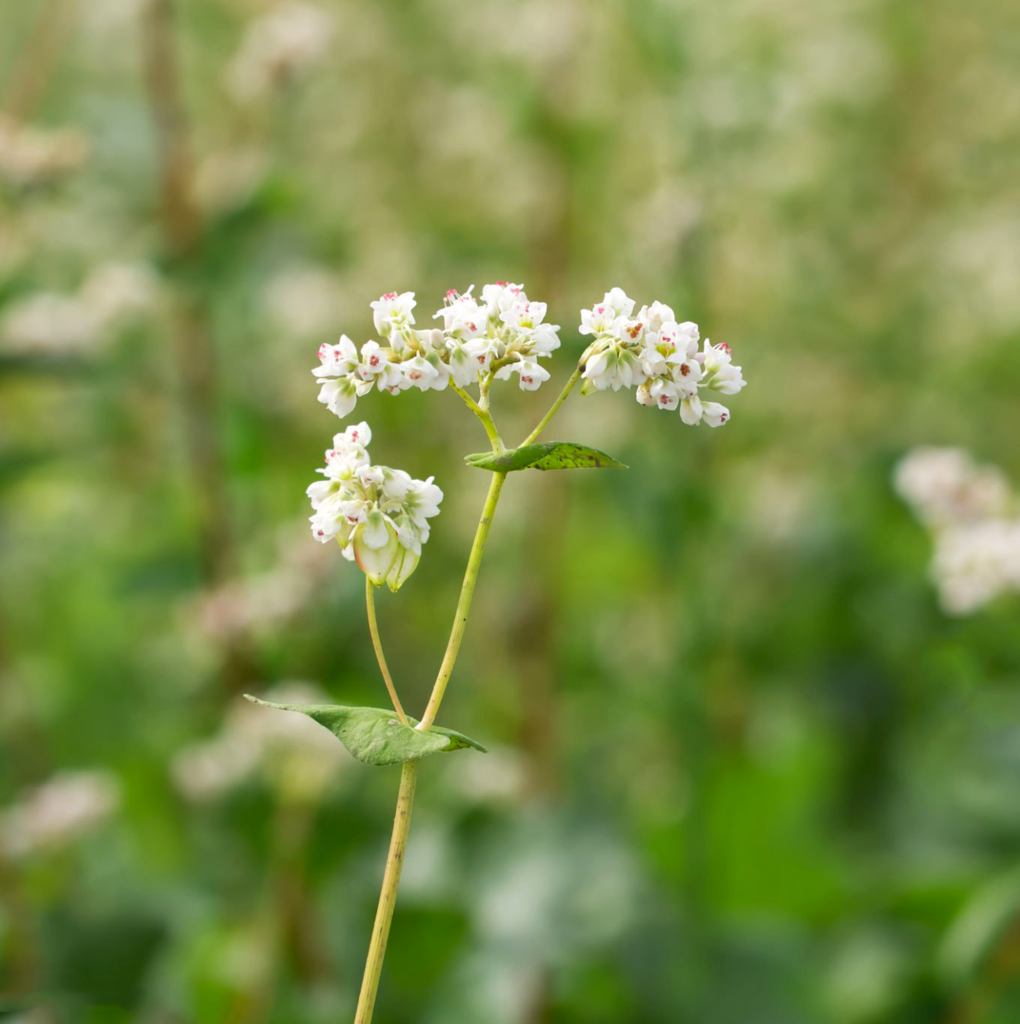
[306,422,442,590]
[895,448,1020,615]
[0,771,119,859]
[225,1,334,102]
[370,290,417,337]
[0,115,89,186]
[933,518,1020,615]
[895,447,1011,529]
[579,290,747,428]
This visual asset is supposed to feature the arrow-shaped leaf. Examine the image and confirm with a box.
[465,441,627,473]
[244,697,487,767]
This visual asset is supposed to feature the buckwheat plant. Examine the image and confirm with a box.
[248,283,748,1022]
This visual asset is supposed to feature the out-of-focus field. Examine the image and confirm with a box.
[2,1,1020,1021]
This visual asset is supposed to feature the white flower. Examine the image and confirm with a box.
[649,377,680,411]
[699,340,746,395]
[582,345,644,391]
[306,424,442,590]
[499,300,547,333]
[359,340,389,376]
[370,291,416,337]
[702,401,731,428]
[313,335,359,378]
[494,357,550,391]
[602,287,635,318]
[400,355,440,391]
[463,336,499,371]
[580,300,621,337]
[680,394,704,426]
[447,342,479,386]
[481,281,527,317]
[317,375,359,418]
[433,288,489,338]
[638,301,676,333]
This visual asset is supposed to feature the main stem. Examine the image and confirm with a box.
[418,470,506,729]
[352,760,418,1024]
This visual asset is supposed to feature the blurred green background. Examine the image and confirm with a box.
[2,0,1020,1021]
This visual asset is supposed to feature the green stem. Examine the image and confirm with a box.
[418,470,507,729]
[451,382,503,452]
[365,577,407,724]
[519,365,582,446]
[353,760,418,1024]
[354,362,579,1018]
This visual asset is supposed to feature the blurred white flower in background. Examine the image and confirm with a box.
[172,682,346,803]
[0,116,90,187]
[190,523,333,642]
[0,770,120,859]
[895,447,1011,529]
[933,519,1020,616]
[0,262,160,355]
[225,1,335,103]
[896,447,1020,615]
[0,293,102,354]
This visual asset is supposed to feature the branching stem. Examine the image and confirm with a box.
[354,357,582,1022]
[520,365,583,447]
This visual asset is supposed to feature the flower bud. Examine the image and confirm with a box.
[352,512,400,586]
[385,545,420,592]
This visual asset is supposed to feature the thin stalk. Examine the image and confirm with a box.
[418,469,506,729]
[353,760,418,1024]
[451,382,503,451]
[519,365,582,446]
[365,578,407,724]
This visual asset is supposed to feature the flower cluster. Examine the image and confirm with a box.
[313,282,560,419]
[578,288,746,426]
[895,447,1020,615]
[307,422,442,590]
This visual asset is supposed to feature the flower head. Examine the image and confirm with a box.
[312,283,561,420]
[307,422,442,591]
[579,289,747,428]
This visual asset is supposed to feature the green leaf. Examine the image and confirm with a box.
[464,441,627,473]
[244,696,486,767]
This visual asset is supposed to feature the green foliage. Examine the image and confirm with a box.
[244,696,486,766]
[2,0,1020,1020]
[464,441,627,472]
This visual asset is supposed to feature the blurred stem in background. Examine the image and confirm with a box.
[140,0,260,693]
[1,0,75,122]
[141,0,231,584]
